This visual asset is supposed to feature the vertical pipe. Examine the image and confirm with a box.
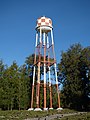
[51,29,54,45]
[43,32,46,109]
[40,28,42,43]
[51,29,56,63]
[54,63,58,85]
[31,66,35,108]
[35,32,38,47]
[47,33,49,49]
[43,32,45,45]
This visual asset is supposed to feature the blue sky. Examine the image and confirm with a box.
[0,0,90,66]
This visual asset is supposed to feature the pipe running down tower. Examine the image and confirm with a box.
[29,16,61,111]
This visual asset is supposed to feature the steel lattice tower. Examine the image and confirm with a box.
[29,16,61,111]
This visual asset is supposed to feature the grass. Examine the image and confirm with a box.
[0,109,89,120]
[54,112,90,120]
[0,110,46,120]
[0,110,57,120]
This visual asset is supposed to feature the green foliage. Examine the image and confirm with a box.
[58,44,90,110]
[0,61,30,110]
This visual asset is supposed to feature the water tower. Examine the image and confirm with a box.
[29,16,61,111]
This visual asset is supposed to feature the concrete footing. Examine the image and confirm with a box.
[28,107,63,111]
[57,107,63,110]
[43,108,48,111]
[49,108,53,110]
[28,108,34,111]
[34,108,42,111]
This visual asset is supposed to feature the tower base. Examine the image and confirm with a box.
[28,108,34,111]
[34,108,42,111]
[43,108,48,111]
[57,108,63,110]
[49,108,53,110]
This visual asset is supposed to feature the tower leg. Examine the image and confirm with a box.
[51,28,61,109]
[54,63,61,109]
[34,28,42,111]
[43,32,47,110]
[48,67,53,109]
[56,84,60,108]
[36,62,40,108]
[31,84,34,109]
[29,32,38,111]
[28,66,36,111]
[44,83,47,110]
[43,63,47,110]
[49,85,53,109]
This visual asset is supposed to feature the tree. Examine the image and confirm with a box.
[0,60,7,109]
[79,47,90,109]
[25,54,34,108]
[58,44,90,110]
[17,64,30,110]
